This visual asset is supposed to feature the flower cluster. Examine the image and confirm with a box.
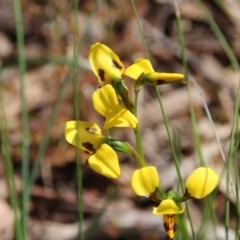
[65,43,219,239]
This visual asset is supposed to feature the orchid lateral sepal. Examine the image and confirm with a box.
[124,58,185,86]
[185,167,219,199]
[112,80,135,114]
[143,73,185,86]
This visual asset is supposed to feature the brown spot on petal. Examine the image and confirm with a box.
[85,127,97,134]
[98,69,105,82]
[82,142,95,153]
[164,215,177,234]
[112,60,123,70]
[156,79,167,85]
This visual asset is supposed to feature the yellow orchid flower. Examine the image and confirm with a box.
[131,166,159,196]
[65,121,120,179]
[131,166,184,239]
[130,165,218,238]
[185,167,219,199]
[124,58,184,85]
[89,42,125,84]
[89,43,184,87]
[92,84,138,129]
[153,199,184,240]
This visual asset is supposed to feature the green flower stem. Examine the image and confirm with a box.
[133,124,145,162]
[133,86,146,162]
[155,87,194,239]
[125,142,147,168]
[133,125,145,162]
[155,89,184,191]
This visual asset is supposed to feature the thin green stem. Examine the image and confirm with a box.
[132,0,192,237]
[0,65,24,240]
[0,131,23,240]
[174,3,204,167]
[155,90,183,191]
[178,214,190,239]
[72,2,97,239]
[72,0,84,238]
[194,0,238,200]
[235,129,239,240]
[85,187,117,240]
[197,196,218,240]
[29,70,72,186]
[2,56,91,70]
[133,90,145,161]
[155,89,195,240]
[194,2,240,239]
[235,145,240,240]
[133,124,145,162]
[12,0,29,237]
[131,0,152,163]
[173,4,199,238]
[28,4,96,240]
[131,0,150,61]
[133,88,139,116]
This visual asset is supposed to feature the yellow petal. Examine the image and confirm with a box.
[131,166,159,196]
[92,84,138,129]
[146,72,185,85]
[124,58,154,80]
[65,121,104,154]
[88,143,120,179]
[89,42,124,84]
[92,84,119,116]
[185,167,219,199]
[153,199,184,215]
[103,105,138,129]
[163,214,177,239]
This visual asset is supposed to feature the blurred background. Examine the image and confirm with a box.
[0,0,239,239]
